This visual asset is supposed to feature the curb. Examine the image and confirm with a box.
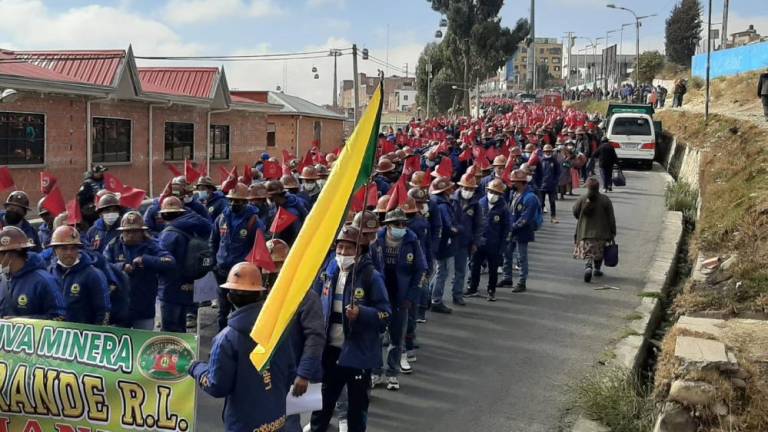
[572,210,684,431]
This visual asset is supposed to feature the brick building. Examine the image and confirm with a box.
[0,46,344,207]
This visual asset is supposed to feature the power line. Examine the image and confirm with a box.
[135,48,353,61]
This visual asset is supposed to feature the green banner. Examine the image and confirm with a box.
[0,318,197,432]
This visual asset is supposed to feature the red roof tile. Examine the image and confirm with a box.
[0,51,82,83]
[138,67,218,99]
[13,50,125,87]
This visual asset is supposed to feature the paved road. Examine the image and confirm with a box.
[194,167,668,432]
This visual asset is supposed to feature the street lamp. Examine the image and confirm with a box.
[607,4,656,90]
[0,89,18,103]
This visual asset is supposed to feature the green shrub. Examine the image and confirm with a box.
[665,181,698,222]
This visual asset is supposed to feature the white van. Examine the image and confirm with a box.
[605,113,656,170]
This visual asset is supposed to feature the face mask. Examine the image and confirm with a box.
[335,255,356,270]
[389,227,406,239]
[487,193,500,204]
[230,203,246,213]
[526,175,533,182]
[102,212,120,226]
[58,257,80,269]
[197,191,209,201]
[4,211,23,225]
[524,152,531,158]
[0,254,11,276]
[317,179,326,189]
[420,204,429,215]
[301,182,317,193]
[183,195,193,204]
[461,189,474,200]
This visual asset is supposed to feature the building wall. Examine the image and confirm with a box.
[692,40,768,79]
[266,114,345,158]
[0,91,270,208]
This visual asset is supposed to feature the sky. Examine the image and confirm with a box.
[0,0,766,105]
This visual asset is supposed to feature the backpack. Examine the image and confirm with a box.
[166,227,214,280]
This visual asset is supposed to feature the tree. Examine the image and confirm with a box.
[637,51,665,83]
[416,0,529,115]
[665,0,703,67]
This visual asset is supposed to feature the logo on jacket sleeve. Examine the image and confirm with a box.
[239,229,248,238]
[208,206,215,214]
[70,284,80,296]
[494,215,501,223]
[17,294,28,307]
[406,253,414,263]
[467,209,474,216]
[353,288,365,300]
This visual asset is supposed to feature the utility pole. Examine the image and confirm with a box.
[426,60,432,119]
[352,44,360,125]
[564,32,574,89]
[329,49,342,108]
[475,75,480,119]
[528,0,536,91]
[721,0,729,48]
[404,63,409,78]
[705,0,713,123]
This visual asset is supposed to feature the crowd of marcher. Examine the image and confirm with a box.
[0,98,619,432]
[563,82,672,108]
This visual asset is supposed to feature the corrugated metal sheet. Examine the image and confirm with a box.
[14,50,125,87]
[268,91,346,119]
[0,50,81,83]
[138,67,218,99]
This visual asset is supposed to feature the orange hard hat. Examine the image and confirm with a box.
[374,195,391,213]
[220,262,266,291]
[487,178,507,194]
[457,173,478,188]
[375,158,396,173]
[159,196,186,214]
[96,193,121,212]
[49,225,83,247]
[299,166,319,180]
[117,211,148,231]
[351,210,380,233]
[400,197,419,214]
[281,175,300,190]
[429,177,454,195]
[0,226,34,252]
[248,183,268,200]
[409,171,427,188]
[226,183,250,200]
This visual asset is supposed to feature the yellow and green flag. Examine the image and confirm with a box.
[249,82,383,371]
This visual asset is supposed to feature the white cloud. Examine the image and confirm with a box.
[162,0,282,24]
[306,0,346,8]
[0,0,202,55]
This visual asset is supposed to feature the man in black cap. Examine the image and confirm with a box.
[77,164,108,225]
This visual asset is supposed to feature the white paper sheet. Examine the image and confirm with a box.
[286,383,323,416]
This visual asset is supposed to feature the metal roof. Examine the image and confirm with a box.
[268,91,346,119]
[138,67,218,99]
[13,49,125,87]
[0,51,83,83]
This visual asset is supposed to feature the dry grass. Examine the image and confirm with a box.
[684,71,764,115]
[565,99,609,116]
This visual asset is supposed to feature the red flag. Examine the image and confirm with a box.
[528,150,540,167]
[40,171,57,195]
[486,146,498,161]
[435,158,452,178]
[218,166,231,184]
[199,163,208,177]
[165,163,182,177]
[402,156,420,177]
[269,207,299,234]
[282,149,295,165]
[423,169,432,187]
[298,149,313,172]
[246,230,276,272]
[185,159,201,184]
[102,173,125,193]
[386,175,408,212]
[351,183,379,212]
[243,164,253,185]
[262,161,281,180]
[458,148,472,162]
[0,167,15,191]
[65,199,82,225]
[380,139,396,155]
[282,164,292,177]
[312,150,326,166]
[41,186,66,217]
[119,188,147,209]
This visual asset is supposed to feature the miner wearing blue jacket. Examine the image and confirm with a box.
[104,211,176,330]
[84,193,124,253]
[50,225,111,325]
[158,196,213,333]
[210,183,265,331]
[535,144,562,224]
[189,262,295,432]
[144,176,209,233]
[0,226,65,320]
[468,179,511,302]
[479,155,507,194]
[452,173,484,303]
[428,176,458,313]
[373,158,397,196]
[264,180,306,247]
[0,191,41,251]
[508,169,540,293]
[196,176,227,222]
[404,190,432,326]
[36,198,54,248]
[310,225,391,432]
[372,208,426,390]
[297,166,322,211]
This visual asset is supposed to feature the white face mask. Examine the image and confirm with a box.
[58,257,80,269]
[420,204,429,215]
[183,195,193,204]
[460,189,474,200]
[335,255,356,270]
[102,212,120,226]
[487,193,500,204]
[0,254,11,276]
[317,179,326,189]
[302,182,318,193]
[197,191,209,201]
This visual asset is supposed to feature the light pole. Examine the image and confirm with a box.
[594,37,605,90]
[619,23,632,80]
[607,4,657,90]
